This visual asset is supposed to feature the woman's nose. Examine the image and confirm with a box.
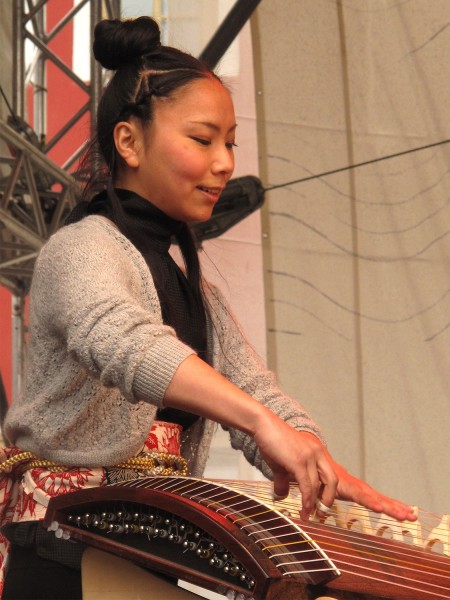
[212,146,234,176]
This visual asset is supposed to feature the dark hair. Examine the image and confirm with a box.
[87,16,220,185]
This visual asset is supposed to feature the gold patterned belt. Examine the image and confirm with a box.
[0,448,188,477]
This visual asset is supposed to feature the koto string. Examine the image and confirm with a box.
[123,477,449,554]
[214,480,450,597]
[218,480,449,550]
[117,477,450,597]
[263,137,450,192]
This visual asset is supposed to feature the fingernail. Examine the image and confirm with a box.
[272,492,286,501]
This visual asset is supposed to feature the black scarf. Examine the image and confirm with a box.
[68,188,206,429]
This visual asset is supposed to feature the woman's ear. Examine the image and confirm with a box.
[113,120,142,169]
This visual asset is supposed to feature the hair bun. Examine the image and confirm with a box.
[93,17,161,70]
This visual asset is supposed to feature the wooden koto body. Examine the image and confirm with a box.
[44,476,450,600]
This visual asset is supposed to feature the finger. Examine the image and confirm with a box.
[316,457,338,512]
[312,483,329,518]
[297,457,322,521]
[336,474,418,522]
[298,473,314,521]
[272,470,290,501]
[303,453,339,520]
[359,489,417,522]
[295,448,337,521]
[315,497,333,518]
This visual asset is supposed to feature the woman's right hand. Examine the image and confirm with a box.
[252,411,339,520]
[163,356,335,520]
[162,355,416,523]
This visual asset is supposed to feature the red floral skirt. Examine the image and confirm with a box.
[0,420,182,597]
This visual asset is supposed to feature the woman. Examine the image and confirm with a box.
[0,16,416,599]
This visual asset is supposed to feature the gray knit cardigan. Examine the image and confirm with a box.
[4,216,324,477]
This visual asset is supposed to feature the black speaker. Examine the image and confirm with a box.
[192,175,265,242]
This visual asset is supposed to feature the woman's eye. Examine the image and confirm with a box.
[226,141,238,149]
[192,137,210,146]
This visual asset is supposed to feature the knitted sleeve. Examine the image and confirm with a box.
[33,218,194,406]
[205,283,325,478]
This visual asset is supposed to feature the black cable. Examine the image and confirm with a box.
[264,137,450,192]
[0,85,40,147]
[0,85,15,116]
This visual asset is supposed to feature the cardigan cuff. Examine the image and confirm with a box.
[133,336,195,406]
[288,417,327,446]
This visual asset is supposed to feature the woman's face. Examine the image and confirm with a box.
[118,76,236,222]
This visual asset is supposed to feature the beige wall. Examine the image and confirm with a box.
[253,0,450,514]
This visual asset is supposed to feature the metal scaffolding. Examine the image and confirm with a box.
[1,0,120,288]
[0,0,120,398]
